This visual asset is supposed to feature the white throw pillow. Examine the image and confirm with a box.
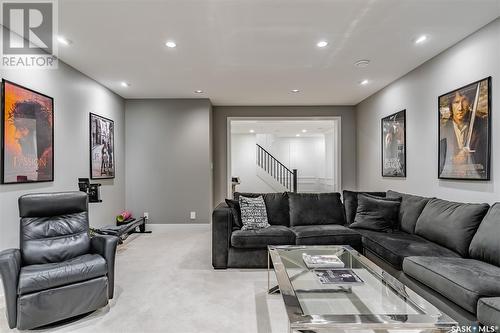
[238,196,270,230]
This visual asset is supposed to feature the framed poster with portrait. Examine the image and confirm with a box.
[438,77,491,180]
[381,109,406,177]
[1,80,54,184]
[89,113,115,179]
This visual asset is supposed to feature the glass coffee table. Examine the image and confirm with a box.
[268,245,457,332]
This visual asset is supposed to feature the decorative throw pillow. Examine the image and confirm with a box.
[225,199,243,229]
[238,196,270,230]
[234,192,290,226]
[342,190,387,225]
[350,194,401,231]
[386,190,432,233]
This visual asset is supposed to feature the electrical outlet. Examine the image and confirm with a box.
[190,211,196,220]
[144,212,149,220]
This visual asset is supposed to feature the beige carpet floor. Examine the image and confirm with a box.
[0,225,288,333]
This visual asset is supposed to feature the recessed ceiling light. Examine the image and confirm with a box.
[317,41,328,48]
[120,81,130,87]
[165,41,177,48]
[57,36,72,46]
[354,59,370,68]
[194,90,203,93]
[301,129,307,133]
[291,89,300,93]
[296,134,301,137]
[249,129,255,133]
[415,35,428,44]
[360,79,369,85]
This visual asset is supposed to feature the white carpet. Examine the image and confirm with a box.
[0,225,289,333]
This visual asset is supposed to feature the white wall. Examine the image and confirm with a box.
[232,133,335,192]
[356,18,500,203]
[213,106,356,204]
[125,99,212,224]
[0,62,126,250]
[267,136,325,177]
[231,134,277,193]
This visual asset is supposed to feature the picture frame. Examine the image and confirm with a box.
[1,79,54,184]
[438,77,491,180]
[381,109,406,177]
[89,113,115,179]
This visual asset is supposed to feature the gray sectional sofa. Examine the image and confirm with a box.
[212,190,500,326]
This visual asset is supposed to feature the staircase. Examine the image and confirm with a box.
[256,144,297,192]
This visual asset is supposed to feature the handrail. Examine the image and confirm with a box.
[256,144,293,173]
[256,144,297,192]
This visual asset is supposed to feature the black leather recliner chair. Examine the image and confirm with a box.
[0,192,119,330]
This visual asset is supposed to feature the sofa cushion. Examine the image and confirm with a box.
[225,199,242,229]
[386,190,432,234]
[238,196,270,231]
[478,298,500,326]
[358,230,460,270]
[350,194,401,231]
[289,192,345,227]
[415,198,489,257]
[469,203,500,267]
[18,254,107,295]
[403,256,500,314]
[342,190,386,225]
[291,225,361,246]
[230,226,295,249]
[235,192,289,226]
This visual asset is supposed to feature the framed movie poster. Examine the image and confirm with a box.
[89,113,115,179]
[382,110,406,177]
[438,77,491,180]
[1,80,54,184]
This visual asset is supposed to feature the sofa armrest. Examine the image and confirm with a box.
[91,235,119,299]
[212,203,234,269]
[0,248,21,329]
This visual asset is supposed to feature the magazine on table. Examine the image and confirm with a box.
[313,269,364,285]
[302,253,345,268]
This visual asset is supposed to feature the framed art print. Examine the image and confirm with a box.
[438,77,491,180]
[90,113,115,179]
[382,109,406,177]
[1,80,54,184]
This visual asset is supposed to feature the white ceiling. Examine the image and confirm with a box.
[231,120,335,136]
[58,0,500,105]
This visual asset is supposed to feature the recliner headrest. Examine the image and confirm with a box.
[19,192,88,217]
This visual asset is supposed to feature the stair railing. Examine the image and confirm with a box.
[256,144,297,192]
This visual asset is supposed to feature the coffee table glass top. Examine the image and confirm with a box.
[268,245,457,331]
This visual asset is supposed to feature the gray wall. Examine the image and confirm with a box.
[125,99,212,224]
[356,18,500,203]
[213,106,356,205]
[0,62,126,250]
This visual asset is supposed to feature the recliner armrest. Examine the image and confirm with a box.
[90,235,119,299]
[0,248,21,329]
[212,203,234,269]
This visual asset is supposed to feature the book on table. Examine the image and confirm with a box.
[313,269,364,285]
[302,253,345,268]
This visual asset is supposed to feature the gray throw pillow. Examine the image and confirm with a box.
[386,190,432,234]
[342,190,387,225]
[225,199,243,229]
[239,196,270,230]
[350,194,401,231]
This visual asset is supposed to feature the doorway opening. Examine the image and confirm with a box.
[227,117,341,198]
